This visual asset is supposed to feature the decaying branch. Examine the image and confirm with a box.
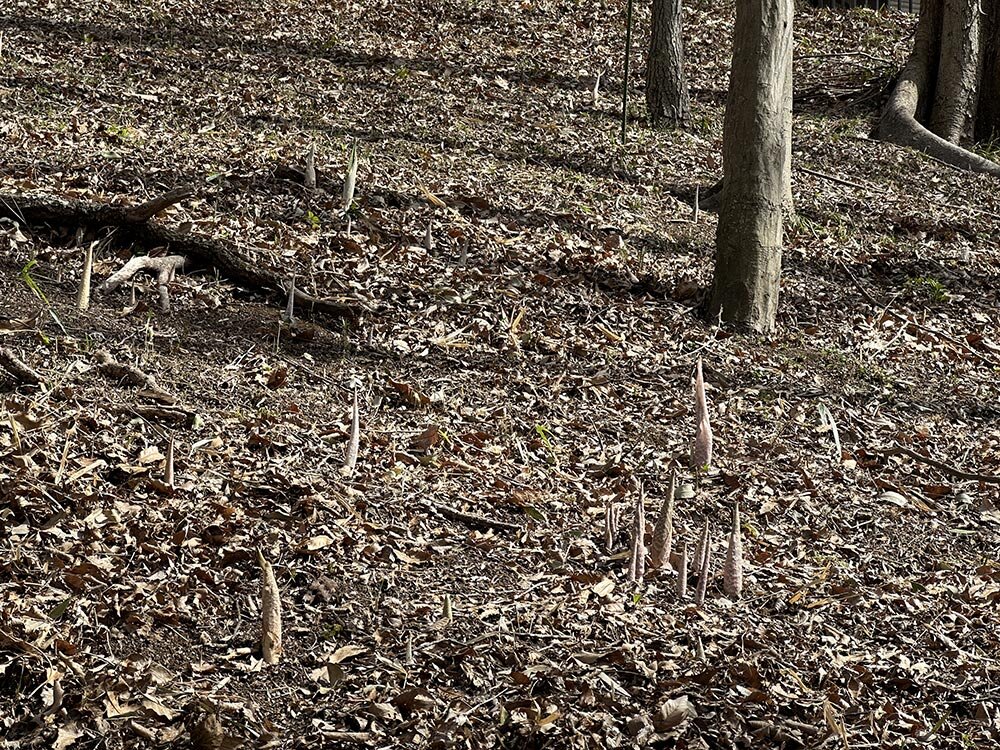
[426,501,520,533]
[0,188,363,325]
[124,186,195,222]
[94,349,158,391]
[0,347,44,385]
[100,254,187,312]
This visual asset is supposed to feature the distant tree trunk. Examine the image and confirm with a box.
[708,0,792,334]
[878,0,1000,175]
[645,0,690,128]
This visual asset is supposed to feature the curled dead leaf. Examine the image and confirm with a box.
[653,695,696,732]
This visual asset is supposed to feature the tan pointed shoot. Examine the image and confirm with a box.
[257,549,283,665]
[77,244,94,311]
[677,541,688,598]
[304,143,317,190]
[165,437,175,489]
[604,498,620,552]
[649,471,677,569]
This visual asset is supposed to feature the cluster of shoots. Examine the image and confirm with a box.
[616,482,744,605]
[609,357,744,604]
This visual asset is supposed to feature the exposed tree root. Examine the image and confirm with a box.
[878,37,1000,176]
[0,188,364,326]
[100,254,187,312]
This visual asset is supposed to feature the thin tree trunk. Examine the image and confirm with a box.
[646,0,691,128]
[709,0,792,334]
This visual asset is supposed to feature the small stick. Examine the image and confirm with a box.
[165,437,175,489]
[692,186,700,224]
[77,243,94,311]
[677,541,688,598]
[284,275,296,323]
[341,388,360,476]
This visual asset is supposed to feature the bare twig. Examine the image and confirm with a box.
[425,501,520,533]
[798,166,871,191]
[341,388,360,476]
[874,444,1000,485]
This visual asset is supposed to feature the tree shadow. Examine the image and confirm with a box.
[4,15,594,94]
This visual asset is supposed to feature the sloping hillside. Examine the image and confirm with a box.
[1,0,998,747]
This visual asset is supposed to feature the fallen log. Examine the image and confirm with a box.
[0,188,363,325]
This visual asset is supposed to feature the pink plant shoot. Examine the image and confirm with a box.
[691,357,713,470]
[649,470,676,570]
[604,498,620,552]
[694,516,710,576]
[695,528,712,606]
[724,503,744,599]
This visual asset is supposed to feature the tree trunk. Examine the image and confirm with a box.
[645,0,691,128]
[975,1,1000,142]
[708,0,793,334]
[878,0,1000,175]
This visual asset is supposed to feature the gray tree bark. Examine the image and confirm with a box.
[879,0,1000,175]
[708,0,793,334]
[645,0,691,128]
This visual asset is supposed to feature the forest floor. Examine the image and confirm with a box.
[2,0,999,747]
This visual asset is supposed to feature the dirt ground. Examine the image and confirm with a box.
[1,0,999,747]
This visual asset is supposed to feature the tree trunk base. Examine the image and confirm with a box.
[878,96,1000,176]
[877,14,1000,177]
